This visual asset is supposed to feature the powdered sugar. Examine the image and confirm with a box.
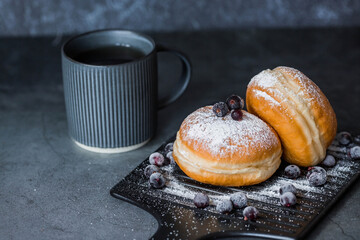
[280,66,326,108]
[248,69,293,119]
[249,69,276,89]
[163,178,196,200]
[248,67,328,112]
[253,89,281,107]
[181,106,279,158]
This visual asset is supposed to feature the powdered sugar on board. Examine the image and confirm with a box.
[180,106,280,158]
[112,131,360,239]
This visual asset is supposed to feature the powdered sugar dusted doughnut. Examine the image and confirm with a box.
[246,66,337,167]
[173,106,282,186]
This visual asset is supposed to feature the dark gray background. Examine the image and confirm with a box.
[0,0,360,37]
[1,1,360,239]
[1,28,360,240]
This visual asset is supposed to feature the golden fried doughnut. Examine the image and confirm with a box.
[173,106,282,186]
[246,66,337,166]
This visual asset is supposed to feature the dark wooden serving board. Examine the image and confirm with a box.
[110,135,360,239]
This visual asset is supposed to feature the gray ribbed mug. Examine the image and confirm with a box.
[61,30,191,153]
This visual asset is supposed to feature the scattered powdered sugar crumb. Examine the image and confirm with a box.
[277,178,326,194]
[181,107,279,158]
[327,160,357,178]
[162,164,175,174]
[252,183,281,198]
[164,179,196,200]
[207,194,229,204]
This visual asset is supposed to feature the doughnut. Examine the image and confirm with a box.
[173,106,282,186]
[246,66,337,167]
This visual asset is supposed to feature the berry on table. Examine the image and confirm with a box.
[226,95,244,110]
[308,172,327,186]
[284,165,301,179]
[149,152,165,166]
[212,102,229,117]
[166,151,176,165]
[337,132,352,146]
[216,199,233,213]
[193,193,209,208]
[307,166,327,186]
[349,146,360,159]
[149,172,165,189]
[279,183,297,195]
[164,142,173,153]
[353,135,360,145]
[322,154,336,167]
[231,110,243,121]
[144,165,160,178]
[230,192,247,209]
[243,206,259,220]
[306,166,326,179]
[280,192,297,207]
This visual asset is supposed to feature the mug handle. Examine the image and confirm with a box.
[156,45,191,109]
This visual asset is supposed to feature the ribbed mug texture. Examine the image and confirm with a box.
[62,53,157,149]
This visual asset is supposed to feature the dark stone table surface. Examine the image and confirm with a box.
[0,28,359,239]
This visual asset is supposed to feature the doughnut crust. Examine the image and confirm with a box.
[246,66,337,167]
[173,106,282,186]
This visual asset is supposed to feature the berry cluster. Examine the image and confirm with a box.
[336,131,360,159]
[215,192,249,215]
[335,131,360,159]
[284,163,328,188]
[193,191,258,220]
[278,139,360,206]
[144,142,175,189]
[212,94,245,121]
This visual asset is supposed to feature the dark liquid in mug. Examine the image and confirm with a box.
[73,46,146,65]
